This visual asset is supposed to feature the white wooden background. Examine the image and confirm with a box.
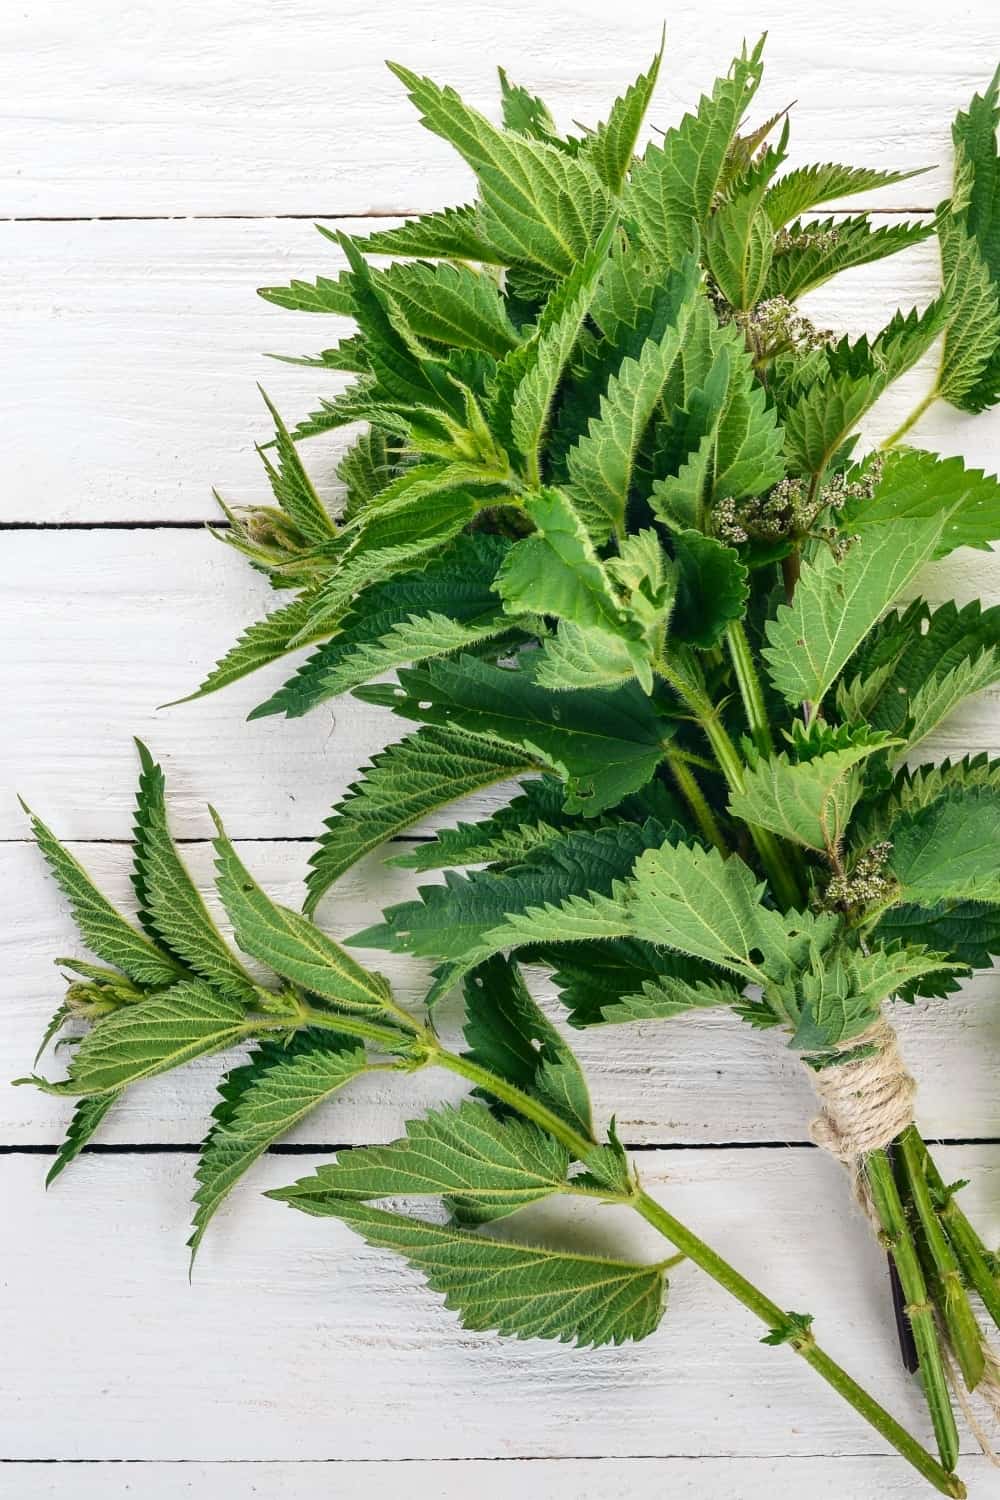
[5,2,1000,1495]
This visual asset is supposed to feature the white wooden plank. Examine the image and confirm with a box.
[6,528,1000,845]
[3,1146,998,1463]
[7,1456,1000,1500]
[1,0,993,216]
[5,215,1000,523]
[5,836,1000,1146]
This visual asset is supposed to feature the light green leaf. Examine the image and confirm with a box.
[355,204,507,263]
[492,219,616,483]
[273,1099,571,1224]
[190,1031,368,1257]
[130,743,257,1003]
[46,1093,119,1186]
[601,973,741,1024]
[839,448,1000,558]
[566,257,700,542]
[497,67,560,141]
[764,163,929,228]
[258,271,355,316]
[728,734,899,855]
[378,259,519,358]
[625,40,765,264]
[23,802,184,989]
[269,1195,667,1347]
[388,62,614,278]
[763,516,947,707]
[170,594,323,707]
[305,727,534,915]
[579,40,663,193]
[28,981,255,1097]
[936,210,1000,413]
[212,816,393,1012]
[257,389,337,544]
[766,214,932,301]
[705,191,773,310]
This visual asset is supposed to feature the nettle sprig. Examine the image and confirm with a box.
[25,39,1000,1493]
[19,744,964,1497]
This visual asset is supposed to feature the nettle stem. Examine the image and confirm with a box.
[866,1148,961,1473]
[299,1005,962,1496]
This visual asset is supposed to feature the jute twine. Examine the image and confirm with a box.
[806,1013,1000,1462]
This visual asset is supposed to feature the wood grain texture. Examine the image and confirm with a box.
[4,215,999,523]
[5,836,1000,1145]
[3,0,996,216]
[8,1457,1000,1500]
[3,1147,999,1465]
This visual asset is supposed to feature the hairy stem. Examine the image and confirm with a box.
[883,388,938,450]
[666,751,729,853]
[897,1127,986,1391]
[725,619,774,756]
[866,1148,961,1472]
[916,1134,1000,1332]
[428,1045,962,1496]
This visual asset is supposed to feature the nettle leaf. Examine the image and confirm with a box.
[887,788,1000,903]
[355,204,507,263]
[566,257,700,542]
[131,743,258,1003]
[670,529,748,648]
[463,956,593,1140]
[791,945,959,1054]
[46,1093,119,1186]
[497,67,560,142]
[578,39,663,193]
[269,1195,666,1348]
[876,899,1000,974]
[601,972,741,1025]
[625,39,765,264]
[305,727,533,915]
[173,594,324,707]
[935,211,1000,413]
[258,270,355,316]
[357,655,675,814]
[766,214,932,301]
[352,818,666,963]
[705,189,774,310]
[390,774,575,872]
[491,218,616,482]
[839,449,1000,559]
[377,259,519,359]
[764,163,929,228]
[531,937,711,1027]
[253,534,517,720]
[336,428,402,522]
[29,981,256,1097]
[22,802,184,989]
[212,815,392,1012]
[274,1099,571,1225]
[728,732,899,856]
[388,62,613,279]
[627,842,782,981]
[763,516,947,708]
[257,389,337,544]
[190,1031,368,1257]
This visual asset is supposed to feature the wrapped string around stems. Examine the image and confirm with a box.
[808,1013,1000,1462]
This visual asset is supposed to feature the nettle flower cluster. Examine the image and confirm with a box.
[23,40,1000,1497]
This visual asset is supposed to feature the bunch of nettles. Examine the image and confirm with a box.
[22,39,1000,1496]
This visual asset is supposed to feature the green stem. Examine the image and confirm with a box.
[897,1127,985,1391]
[666,751,728,854]
[632,1191,963,1498]
[655,653,805,910]
[725,620,774,757]
[916,1135,1000,1331]
[297,1005,422,1054]
[866,1148,960,1473]
[433,1046,962,1497]
[882,388,938,450]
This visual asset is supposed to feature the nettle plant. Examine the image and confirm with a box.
[21,38,1000,1495]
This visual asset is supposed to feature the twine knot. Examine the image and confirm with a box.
[808,1016,916,1164]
